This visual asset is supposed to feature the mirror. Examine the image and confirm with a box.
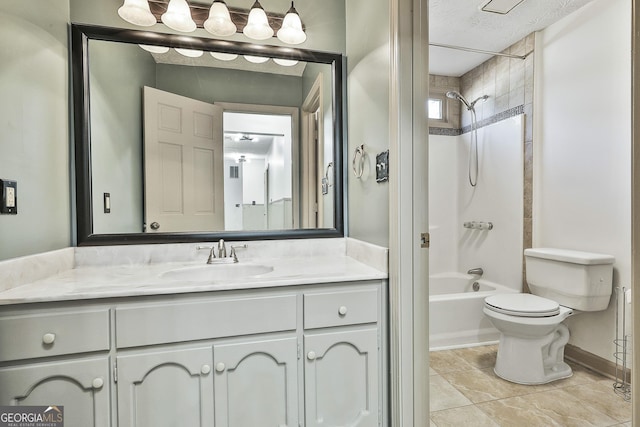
[72,24,344,245]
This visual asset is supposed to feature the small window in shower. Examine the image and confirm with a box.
[428,98,443,120]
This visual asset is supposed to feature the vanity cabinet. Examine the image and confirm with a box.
[213,336,299,427]
[0,307,112,427]
[303,288,381,427]
[116,347,214,426]
[0,357,111,427]
[0,280,386,427]
[304,329,379,427]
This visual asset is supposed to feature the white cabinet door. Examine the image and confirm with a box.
[213,336,298,427]
[116,347,214,427]
[0,356,110,427]
[304,328,379,427]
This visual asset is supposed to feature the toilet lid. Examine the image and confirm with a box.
[485,294,560,317]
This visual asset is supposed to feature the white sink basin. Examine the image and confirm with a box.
[162,264,274,282]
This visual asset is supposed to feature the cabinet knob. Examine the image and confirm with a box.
[215,362,226,372]
[42,333,56,345]
[338,306,348,316]
[92,377,104,389]
[201,364,211,375]
[307,351,316,361]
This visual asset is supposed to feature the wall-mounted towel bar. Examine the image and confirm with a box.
[463,221,494,230]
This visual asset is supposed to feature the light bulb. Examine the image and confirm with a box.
[273,58,298,66]
[161,0,196,32]
[139,44,170,53]
[244,55,269,64]
[118,0,156,27]
[204,0,237,37]
[175,48,203,57]
[243,0,273,40]
[211,52,239,61]
[277,2,306,45]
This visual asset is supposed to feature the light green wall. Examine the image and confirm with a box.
[90,40,157,234]
[0,1,71,260]
[345,0,391,246]
[156,65,303,107]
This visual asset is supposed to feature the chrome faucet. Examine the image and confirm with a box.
[196,240,247,264]
[218,239,227,258]
[467,267,483,276]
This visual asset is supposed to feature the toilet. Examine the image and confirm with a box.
[483,248,615,385]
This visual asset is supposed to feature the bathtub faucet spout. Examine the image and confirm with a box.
[467,267,483,276]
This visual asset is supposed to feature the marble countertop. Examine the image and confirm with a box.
[0,238,388,305]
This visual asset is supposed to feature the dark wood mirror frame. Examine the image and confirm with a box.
[71,23,345,246]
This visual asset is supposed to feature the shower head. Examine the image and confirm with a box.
[446,90,471,110]
[469,95,490,109]
[446,91,489,112]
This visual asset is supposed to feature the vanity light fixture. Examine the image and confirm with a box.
[204,0,237,37]
[175,47,204,57]
[139,44,170,53]
[211,51,239,61]
[276,2,306,45]
[273,58,298,66]
[118,0,156,26]
[244,55,270,64]
[161,0,197,32]
[243,0,274,40]
[118,0,307,45]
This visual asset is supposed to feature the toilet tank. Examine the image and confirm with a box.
[524,248,615,311]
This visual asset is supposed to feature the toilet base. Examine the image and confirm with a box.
[494,361,572,385]
[493,323,572,385]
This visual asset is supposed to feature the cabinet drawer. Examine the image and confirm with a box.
[116,294,297,348]
[304,288,378,329]
[0,310,111,362]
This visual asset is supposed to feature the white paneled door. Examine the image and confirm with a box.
[143,87,224,232]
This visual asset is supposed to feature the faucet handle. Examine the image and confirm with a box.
[196,245,217,263]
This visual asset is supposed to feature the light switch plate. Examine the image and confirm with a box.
[0,179,17,214]
[104,193,111,213]
[375,150,389,183]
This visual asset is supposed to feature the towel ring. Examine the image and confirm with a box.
[352,144,365,178]
[324,162,334,187]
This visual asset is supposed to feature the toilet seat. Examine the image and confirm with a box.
[485,294,560,317]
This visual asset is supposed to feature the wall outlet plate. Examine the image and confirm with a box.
[375,150,389,183]
[0,179,17,214]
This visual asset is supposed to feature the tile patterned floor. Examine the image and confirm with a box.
[429,345,632,427]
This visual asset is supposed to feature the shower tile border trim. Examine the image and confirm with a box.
[429,104,525,136]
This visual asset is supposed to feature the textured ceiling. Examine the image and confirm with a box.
[429,0,596,76]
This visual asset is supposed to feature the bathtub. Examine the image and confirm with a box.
[429,272,517,350]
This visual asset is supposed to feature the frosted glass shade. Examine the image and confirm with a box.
[277,2,306,45]
[211,52,239,61]
[243,1,273,40]
[273,58,298,66]
[161,0,196,32]
[175,48,203,57]
[118,0,156,27]
[139,45,170,53]
[244,55,269,64]
[204,1,237,36]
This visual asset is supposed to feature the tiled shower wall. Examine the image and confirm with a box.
[429,33,535,289]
